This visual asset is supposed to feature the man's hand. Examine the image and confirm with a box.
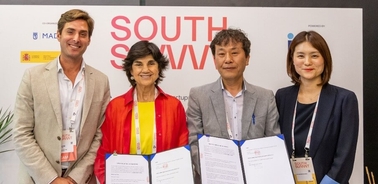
[66,176,78,184]
[51,177,75,184]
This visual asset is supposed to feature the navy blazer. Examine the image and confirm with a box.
[275,84,359,184]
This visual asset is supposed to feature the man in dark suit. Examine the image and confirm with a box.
[186,28,280,183]
[13,9,110,184]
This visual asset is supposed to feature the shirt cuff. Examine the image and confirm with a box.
[320,175,340,184]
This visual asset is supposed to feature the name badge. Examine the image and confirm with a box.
[290,157,317,184]
[61,129,77,162]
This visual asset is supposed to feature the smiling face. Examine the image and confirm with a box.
[57,19,90,62]
[131,55,159,88]
[214,42,250,82]
[293,41,325,84]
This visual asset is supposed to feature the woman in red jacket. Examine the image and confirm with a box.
[94,40,188,184]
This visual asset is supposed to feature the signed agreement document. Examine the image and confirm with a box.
[105,145,194,184]
[198,134,294,184]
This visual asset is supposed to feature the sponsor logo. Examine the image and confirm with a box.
[20,51,60,63]
[33,32,38,40]
[22,53,30,62]
[287,33,294,47]
[32,32,57,40]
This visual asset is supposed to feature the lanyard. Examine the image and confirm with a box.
[225,102,238,140]
[133,88,158,154]
[291,95,320,158]
[69,71,85,132]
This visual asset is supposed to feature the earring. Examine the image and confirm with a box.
[130,76,134,80]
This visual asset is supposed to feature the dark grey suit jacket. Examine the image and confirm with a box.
[275,84,359,184]
[186,78,280,181]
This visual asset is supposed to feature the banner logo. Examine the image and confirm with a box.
[32,32,57,40]
[109,15,227,70]
[22,53,30,62]
[20,51,60,63]
[41,33,57,39]
[287,33,294,48]
[33,32,38,40]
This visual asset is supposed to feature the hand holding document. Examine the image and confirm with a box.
[106,154,149,184]
[105,145,194,184]
[198,134,295,184]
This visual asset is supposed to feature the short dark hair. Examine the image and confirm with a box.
[287,31,332,86]
[210,28,251,57]
[57,9,94,37]
[123,41,169,86]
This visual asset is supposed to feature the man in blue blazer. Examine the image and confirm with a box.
[186,28,280,183]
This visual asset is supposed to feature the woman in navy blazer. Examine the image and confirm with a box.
[275,31,359,184]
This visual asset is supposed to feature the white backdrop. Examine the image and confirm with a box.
[0,5,363,183]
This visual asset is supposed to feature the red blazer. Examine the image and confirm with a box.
[94,86,188,184]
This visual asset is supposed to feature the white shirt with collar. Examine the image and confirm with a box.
[57,58,86,169]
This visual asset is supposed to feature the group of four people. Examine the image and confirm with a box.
[12,9,358,184]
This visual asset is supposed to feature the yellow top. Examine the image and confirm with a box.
[130,102,155,154]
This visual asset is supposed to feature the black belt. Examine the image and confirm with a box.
[62,168,68,176]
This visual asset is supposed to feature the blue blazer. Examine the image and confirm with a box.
[275,84,359,184]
